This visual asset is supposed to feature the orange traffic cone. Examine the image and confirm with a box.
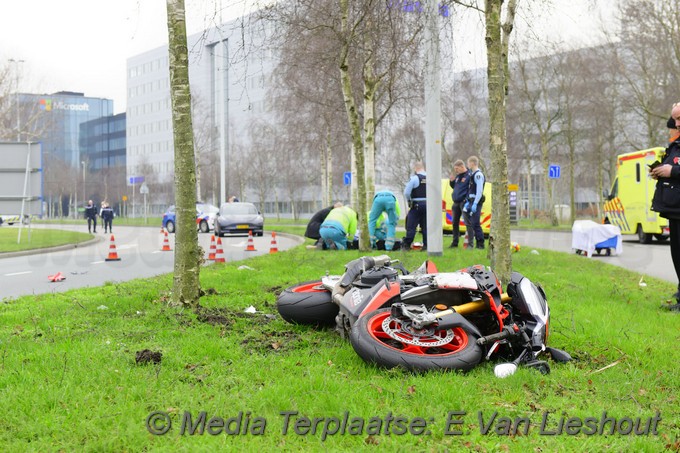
[214,237,226,263]
[207,235,216,260]
[269,232,279,254]
[161,231,172,251]
[105,235,122,261]
[48,272,66,282]
[245,230,257,252]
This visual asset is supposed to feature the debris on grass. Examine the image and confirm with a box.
[135,349,162,365]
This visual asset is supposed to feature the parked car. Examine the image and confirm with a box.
[214,202,264,237]
[162,203,219,233]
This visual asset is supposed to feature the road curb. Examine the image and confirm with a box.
[0,235,104,259]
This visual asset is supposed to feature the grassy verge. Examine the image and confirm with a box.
[0,228,92,253]
[1,243,678,451]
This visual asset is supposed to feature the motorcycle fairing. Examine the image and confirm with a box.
[340,279,401,319]
[432,273,478,290]
[506,272,550,352]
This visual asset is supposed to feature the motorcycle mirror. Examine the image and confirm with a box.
[546,347,572,363]
[494,363,517,378]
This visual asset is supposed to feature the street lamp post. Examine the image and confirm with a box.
[8,58,25,142]
[81,161,86,207]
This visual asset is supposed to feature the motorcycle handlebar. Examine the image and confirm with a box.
[477,325,518,345]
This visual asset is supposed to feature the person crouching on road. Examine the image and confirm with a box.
[402,162,427,251]
[100,202,114,234]
[319,204,357,250]
[85,200,98,233]
[463,156,486,250]
[369,190,401,251]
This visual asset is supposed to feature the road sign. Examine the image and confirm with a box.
[549,165,561,179]
[343,171,352,186]
[129,175,145,185]
[140,183,149,194]
[122,195,128,201]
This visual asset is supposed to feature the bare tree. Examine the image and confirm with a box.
[167,0,201,307]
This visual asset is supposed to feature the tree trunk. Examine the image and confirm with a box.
[340,0,368,251]
[486,0,512,285]
[167,0,201,307]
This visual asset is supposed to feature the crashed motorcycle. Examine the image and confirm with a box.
[276,255,570,376]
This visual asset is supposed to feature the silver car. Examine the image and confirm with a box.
[214,202,264,237]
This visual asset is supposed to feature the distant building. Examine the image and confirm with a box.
[16,91,125,216]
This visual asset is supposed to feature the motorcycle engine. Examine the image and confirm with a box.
[359,266,399,286]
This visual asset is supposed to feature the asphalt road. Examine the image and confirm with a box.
[510,229,675,283]
[0,225,302,300]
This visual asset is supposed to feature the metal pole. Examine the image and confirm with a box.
[424,0,443,256]
[9,58,24,142]
[17,143,31,244]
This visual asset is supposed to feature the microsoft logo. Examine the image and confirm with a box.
[39,98,52,111]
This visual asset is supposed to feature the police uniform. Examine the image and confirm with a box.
[464,169,485,249]
[449,170,470,247]
[85,203,98,233]
[403,172,427,250]
[652,134,680,305]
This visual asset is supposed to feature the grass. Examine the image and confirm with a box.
[1,236,679,451]
[0,228,92,253]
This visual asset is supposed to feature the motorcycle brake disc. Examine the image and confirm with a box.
[382,316,455,347]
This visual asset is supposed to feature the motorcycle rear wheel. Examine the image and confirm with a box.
[350,308,483,371]
[276,280,338,326]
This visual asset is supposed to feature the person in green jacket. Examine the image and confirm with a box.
[319,204,358,250]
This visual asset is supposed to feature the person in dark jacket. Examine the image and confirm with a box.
[84,200,97,233]
[651,103,680,311]
[448,160,470,248]
[463,156,486,249]
[100,202,114,234]
[402,162,427,250]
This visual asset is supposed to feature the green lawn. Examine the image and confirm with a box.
[0,238,678,451]
[0,228,92,253]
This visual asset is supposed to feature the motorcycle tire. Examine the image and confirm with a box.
[350,308,483,371]
[276,280,338,326]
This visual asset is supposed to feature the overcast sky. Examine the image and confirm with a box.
[0,0,615,115]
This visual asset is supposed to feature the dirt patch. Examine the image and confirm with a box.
[195,306,233,327]
[135,349,163,365]
[240,329,300,354]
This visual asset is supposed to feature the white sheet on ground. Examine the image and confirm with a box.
[571,220,623,257]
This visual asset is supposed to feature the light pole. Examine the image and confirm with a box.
[81,161,86,206]
[8,58,25,142]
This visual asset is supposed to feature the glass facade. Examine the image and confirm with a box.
[80,112,127,171]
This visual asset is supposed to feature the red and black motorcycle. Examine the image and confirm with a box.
[277,255,570,376]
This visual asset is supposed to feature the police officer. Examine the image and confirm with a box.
[448,160,470,248]
[100,202,114,234]
[84,200,98,233]
[402,162,427,251]
[651,103,680,311]
[368,190,401,251]
[463,156,485,249]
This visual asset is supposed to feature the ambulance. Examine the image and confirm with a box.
[603,147,669,243]
[441,178,492,235]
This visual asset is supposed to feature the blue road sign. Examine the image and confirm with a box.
[549,165,561,179]
[343,171,352,186]
[129,176,145,184]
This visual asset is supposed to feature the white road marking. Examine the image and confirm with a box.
[4,271,33,276]
[91,261,105,264]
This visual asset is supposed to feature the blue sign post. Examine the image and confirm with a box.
[343,171,352,186]
[548,165,561,179]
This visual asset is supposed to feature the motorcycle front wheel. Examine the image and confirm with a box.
[276,280,338,326]
[350,308,483,371]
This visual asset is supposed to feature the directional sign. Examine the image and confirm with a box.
[343,171,352,186]
[129,175,145,185]
[548,165,561,179]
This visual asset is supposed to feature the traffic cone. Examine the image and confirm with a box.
[245,230,257,251]
[269,232,279,254]
[48,272,65,282]
[463,231,469,249]
[105,235,122,261]
[214,237,226,263]
[207,235,216,260]
[161,231,172,251]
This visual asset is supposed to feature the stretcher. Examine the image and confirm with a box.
[571,220,622,257]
